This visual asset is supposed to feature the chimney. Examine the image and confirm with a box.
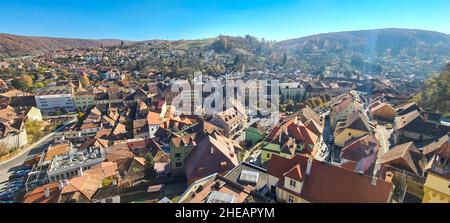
[371,176,378,186]
[79,167,83,176]
[385,171,394,183]
[58,180,65,190]
[306,158,313,176]
[44,186,50,198]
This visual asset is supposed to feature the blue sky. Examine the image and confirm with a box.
[0,0,449,41]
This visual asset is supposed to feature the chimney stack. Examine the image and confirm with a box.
[58,180,65,190]
[44,186,50,198]
[371,176,378,186]
[306,158,313,175]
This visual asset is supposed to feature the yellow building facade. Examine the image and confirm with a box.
[422,172,450,203]
[334,128,369,147]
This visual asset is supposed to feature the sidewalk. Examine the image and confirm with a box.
[0,117,77,166]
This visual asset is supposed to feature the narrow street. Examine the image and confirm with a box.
[317,112,331,162]
[0,117,77,191]
[374,124,393,174]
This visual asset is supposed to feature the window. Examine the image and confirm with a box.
[175,162,182,167]
[175,153,181,159]
[289,179,296,187]
[266,153,270,159]
[288,195,294,203]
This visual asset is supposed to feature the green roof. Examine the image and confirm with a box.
[246,127,264,135]
[262,142,281,152]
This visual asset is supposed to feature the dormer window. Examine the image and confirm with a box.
[289,179,296,187]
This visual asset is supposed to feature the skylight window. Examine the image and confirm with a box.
[239,170,259,184]
[206,191,236,203]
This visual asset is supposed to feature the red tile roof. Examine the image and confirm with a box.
[184,134,239,183]
[288,122,318,146]
[283,164,304,182]
[380,142,425,176]
[23,182,61,203]
[147,111,161,125]
[268,154,394,203]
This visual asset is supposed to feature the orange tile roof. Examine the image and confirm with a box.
[134,157,146,166]
[44,143,71,162]
[184,134,239,183]
[23,182,61,203]
[147,111,161,125]
[380,141,426,176]
[86,162,118,178]
[61,173,104,201]
[268,154,394,203]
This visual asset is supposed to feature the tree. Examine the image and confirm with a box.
[234,54,242,66]
[414,63,450,116]
[280,94,286,104]
[343,70,352,79]
[282,53,288,65]
[313,98,322,107]
[35,82,45,88]
[11,74,33,91]
[25,120,44,142]
[144,153,157,180]
[80,75,90,87]
[11,78,28,91]
[319,94,327,103]
[21,74,33,88]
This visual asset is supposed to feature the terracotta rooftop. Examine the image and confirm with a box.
[147,111,161,125]
[184,134,239,183]
[44,143,71,162]
[86,162,118,179]
[268,154,394,203]
[421,134,449,156]
[380,142,425,176]
[23,182,61,203]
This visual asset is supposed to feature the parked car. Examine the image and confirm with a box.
[15,165,32,172]
[5,186,21,193]
[7,180,24,188]
[8,174,23,181]
[8,178,25,185]
[16,169,31,177]
[0,200,14,203]
[0,193,15,201]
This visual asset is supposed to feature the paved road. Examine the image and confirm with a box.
[320,113,332,162]
[0,117,77,191]
[0,136,53,191]
[374,124,393,174]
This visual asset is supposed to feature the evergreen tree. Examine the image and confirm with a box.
[144,153,156,180]
[282,53,288,65]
